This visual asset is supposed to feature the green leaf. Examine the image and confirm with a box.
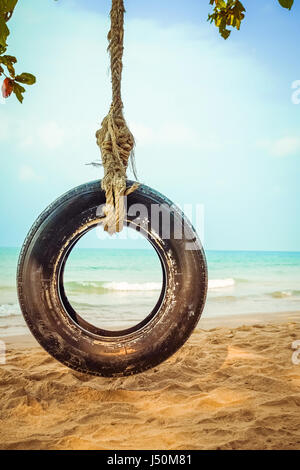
[220,27,231,39]
[13,81,25,103]
[278,0,294,9]
[0,54,17,64]
[0,0,18,13]
[0,54,17,77]
[0,17,9,48]
[15,72,36,85]
[216,0,226,7]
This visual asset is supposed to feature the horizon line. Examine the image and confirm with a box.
[0,246,299,254]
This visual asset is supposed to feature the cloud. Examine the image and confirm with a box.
[130,123,155,146]
[130,121,222,151]
[37,122,65,149]
[0,119,64,150]
[4,1,268,168]
[18,165,41,182]
[17,121,65,150]
[0,118,10,141]
[257,137,300,157]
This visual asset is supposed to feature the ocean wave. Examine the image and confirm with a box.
[0,304,21,318]
[65,281,107,294]
[65,278,236,293]
[212,295,238,302]
[208,279,235,290]
[102,282,162,292]
[65,280,162,293]
[269,290,300,299]
[0,285,17,291]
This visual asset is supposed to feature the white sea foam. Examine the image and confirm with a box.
[102,282,162,292]
[0,304,21,317]
[208,278,235,290]
[102,279,236,292]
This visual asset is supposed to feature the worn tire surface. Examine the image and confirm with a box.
[17,180,208,377]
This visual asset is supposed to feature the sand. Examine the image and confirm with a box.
[0,311,300,450]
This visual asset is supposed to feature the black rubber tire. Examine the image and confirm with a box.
[17,180,207,377]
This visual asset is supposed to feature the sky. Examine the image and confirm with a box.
[0,0,300,251]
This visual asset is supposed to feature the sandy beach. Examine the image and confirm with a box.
[1,311,300,450]
[1,0,299,453]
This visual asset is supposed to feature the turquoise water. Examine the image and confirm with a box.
[0,247,300,336]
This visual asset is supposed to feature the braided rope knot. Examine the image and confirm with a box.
[96,0,138,234]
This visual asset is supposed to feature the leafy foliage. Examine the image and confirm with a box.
[0,0,36,102]
[208,0,245,39]
[208,0,294,39]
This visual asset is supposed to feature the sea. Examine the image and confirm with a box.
[0,247,300,336]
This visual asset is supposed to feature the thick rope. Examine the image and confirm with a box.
[96,0,138,235]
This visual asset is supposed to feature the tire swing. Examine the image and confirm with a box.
[17,0,208,377]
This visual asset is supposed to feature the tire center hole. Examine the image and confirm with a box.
[62,226,164,332]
